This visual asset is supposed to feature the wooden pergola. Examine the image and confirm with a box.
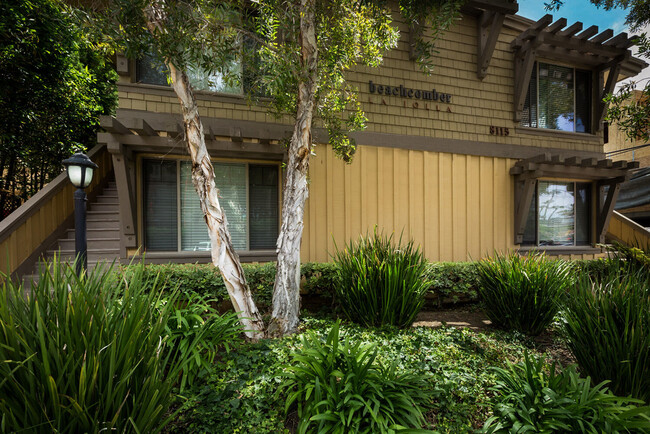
[510,153,640,244]
[510,14,646,126]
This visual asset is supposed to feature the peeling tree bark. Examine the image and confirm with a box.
[267,0,318,337]
[145,4,264,340]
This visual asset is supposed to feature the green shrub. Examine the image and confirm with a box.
[164,293,243,391]
[476,252,573,336]
[424,262,480,304]
[484,353,650,433]
[333,230,429,328]
[564,265,650,402]
[279,321,432,433]
[0,259,202,432]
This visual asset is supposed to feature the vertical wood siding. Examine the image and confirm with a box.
[302,145,517,262]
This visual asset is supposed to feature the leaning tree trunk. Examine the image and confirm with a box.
[267,0,318,337]
[145,5,264,340]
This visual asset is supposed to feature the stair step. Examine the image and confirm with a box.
[87,220,120,230]
[46,248,120,262]
[87,210,119,218]
[58,238,120,250]
[90,203,119,212]
[65,228,120,239]
[95,195,119,204]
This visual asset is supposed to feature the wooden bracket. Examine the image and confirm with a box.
[514,177,536,244]
[513,44,538,121]
[597,181,622,243]
[477,11,505,79]
[596,53,628,129]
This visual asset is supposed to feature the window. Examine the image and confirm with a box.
[143,159,280,252]
[135,54,243,95]
[522,181,592,247]
[521,62,592,133]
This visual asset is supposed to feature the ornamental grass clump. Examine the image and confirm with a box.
[484,353,650,433]
[0,259,203,433]
[279,321,432,434]
[333,229,429,328]
[564,261,650,402]
[476,251,573,336]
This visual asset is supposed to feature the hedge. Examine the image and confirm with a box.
[119,258,611,311]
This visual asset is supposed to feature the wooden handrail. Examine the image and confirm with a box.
[606,210,650,247]
[0,144,113,277]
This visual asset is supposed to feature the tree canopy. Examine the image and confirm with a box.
[0,0,118,218]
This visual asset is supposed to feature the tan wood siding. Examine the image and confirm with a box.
[302,144,517,262]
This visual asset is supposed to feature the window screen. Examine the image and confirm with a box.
[538,64,574,131]
[180,162,210,251]
[249,165,279,249]
[143,160,178,251]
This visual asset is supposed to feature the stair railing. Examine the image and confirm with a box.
[606,210,650,247]
[0,144,113,281]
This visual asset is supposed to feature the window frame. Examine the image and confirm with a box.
[521,61,593,134]
[138,155,282,253]
[521,178,594,248]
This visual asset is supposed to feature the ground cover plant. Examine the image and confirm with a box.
[333,230,429,328]
[170,317,541,433]
[279,321,432,433]
[484,353,650,433]
[0,260,205,432]
[476,252,573,336]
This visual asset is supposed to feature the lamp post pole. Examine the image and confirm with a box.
[74,187,88,276]
[62,152,98,276]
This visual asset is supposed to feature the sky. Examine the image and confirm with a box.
[516,0,650,89]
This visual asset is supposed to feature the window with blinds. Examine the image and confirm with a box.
[143,159,279,252]
[521,62,591,133]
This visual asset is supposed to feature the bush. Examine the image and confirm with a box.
[164,293,243,391]
[476,252,573,336]
[0,259,201,432]
[333,230,429,328]
[484,353,650,433]
[424,262,480,304]
[279,321,432,433]
[564,264,650,402]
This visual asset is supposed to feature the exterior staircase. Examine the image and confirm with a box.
[23,180,121,285]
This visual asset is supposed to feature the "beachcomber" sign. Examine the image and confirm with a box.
[368,80,452,103]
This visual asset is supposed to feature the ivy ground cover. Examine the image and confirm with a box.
[169,316,540,433]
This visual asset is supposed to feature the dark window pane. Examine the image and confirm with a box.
[576,183,591,245]
[575,70,591,133]
[144,160,177,251]
[539,63,574,131]
[136,55,168,86]
[522,62,538,128]
[249,165,279,250]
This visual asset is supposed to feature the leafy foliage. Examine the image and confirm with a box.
[164,292,243,391]
[484,353,650,433]
[0,259,200,432]
[564,260,650,402]
[279,321,433,433]
[333,230,429,328]
[476,252,574,336]
[424,262,480,304]
[0,0,117,214]
[171,317,533,433]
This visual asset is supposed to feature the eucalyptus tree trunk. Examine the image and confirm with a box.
[267,0,318,337]
[145,5,264,340]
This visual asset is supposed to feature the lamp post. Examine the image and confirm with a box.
[63,152,98,276]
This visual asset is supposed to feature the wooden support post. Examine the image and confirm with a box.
[597,181,622,243]
[514,177,536,244]
[107,140,137,253]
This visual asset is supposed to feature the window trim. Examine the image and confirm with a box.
[520,178,594,248]
[521,60,593,135]
[137,154,282,253]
